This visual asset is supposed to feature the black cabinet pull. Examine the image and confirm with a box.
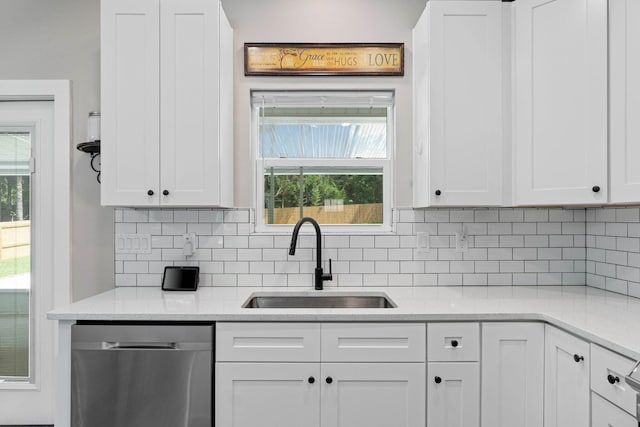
[592,186,601,193]
[434,376,442,384]
[308,376,315,384]
[573,354,584,363]
[435,189,442,196]
[451,340,459,348]
[325,376,333,384]
[162,189,169,196]
[147,190,154,196]
[607,374,620,385]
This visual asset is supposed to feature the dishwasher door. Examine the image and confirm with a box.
[71,324,212,427]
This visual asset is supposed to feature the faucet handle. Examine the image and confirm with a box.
[322,258,333,282]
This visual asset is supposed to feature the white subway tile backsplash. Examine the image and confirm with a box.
[513,273,537,286]
[513,223,537,235]
[173,210,199,223]
[375,261,400,274]
[237,249,263,261]
[524,209,548,222]
[350,235,375,248]
[237,274,263,287]
[250,262,275,274]
[363,248,388,260]
[438,273,462,286]
[351,261,376,274]
[450,210,475,222]
[463,273,487,286]
[499,209,523,222]
[113,207,599,291]
[474,210,498,222]
[500,235,524,247]
[475,261,500,273]
[224,261,249,274]
[388,248,413,261]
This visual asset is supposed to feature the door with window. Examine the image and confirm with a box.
[0,101,56,424]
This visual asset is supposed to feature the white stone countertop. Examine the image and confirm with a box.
[48,285,640,361]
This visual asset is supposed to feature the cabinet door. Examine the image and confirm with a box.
[427,1,504,206]
[215,362,321,427]
[514,0,607,205]
[428,362,480,427]
[101,0,160,206]
[591,392,637,427]
[160,0,221,205]
[544,325,590,427]
[481,323,543,427]
[610,0,640,203]
[321,363,425,427]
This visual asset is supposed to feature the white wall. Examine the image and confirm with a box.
[223,0,427,208]
[0,0,113,300]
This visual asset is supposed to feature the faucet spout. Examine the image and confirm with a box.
[289,217,332,290]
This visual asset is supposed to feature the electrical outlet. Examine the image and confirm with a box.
[416,231,430,253]
[455,232,469,252]
[182,233,196,257]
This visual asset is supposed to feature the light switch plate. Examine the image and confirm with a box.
[416,231,430,253]
[115,234,152,254]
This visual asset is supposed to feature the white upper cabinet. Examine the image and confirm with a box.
[101,0,233,207]
[414,1,505,207]
[513,0,607,206]
[610,0,640,203]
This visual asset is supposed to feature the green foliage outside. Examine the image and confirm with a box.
[0,176,30,222]
[265,174,383,209]
[0,256,30,278]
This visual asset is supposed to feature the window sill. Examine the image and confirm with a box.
[252,224,395,235]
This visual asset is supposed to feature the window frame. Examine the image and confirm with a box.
[252,90,395,234]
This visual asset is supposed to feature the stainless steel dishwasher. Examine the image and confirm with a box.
[71,324,213,427]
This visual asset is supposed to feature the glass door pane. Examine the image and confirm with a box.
[0,131,31,380]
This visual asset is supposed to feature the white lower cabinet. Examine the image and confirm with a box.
[321,363,425,427]
[481,323,544,427]
[216,321,637,427]
[544,325,590,427]
[215,362,321,427]
[427,362,480,427]
[591,392,637,427]
[215,322,426,427]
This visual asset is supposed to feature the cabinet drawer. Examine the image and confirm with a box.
[428,323,479,362]
[591,344,637,415]
[216,323,320,362]
[592,392,637,427]
[321,323,426,362]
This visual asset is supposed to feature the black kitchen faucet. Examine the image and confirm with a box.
[289,217,333,290]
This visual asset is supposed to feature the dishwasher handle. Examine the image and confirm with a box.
[103,341,177,350]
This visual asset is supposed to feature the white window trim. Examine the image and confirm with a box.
[0,81,71,424]
[252,91,395,234]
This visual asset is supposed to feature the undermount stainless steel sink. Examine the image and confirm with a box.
[242,293,396,309]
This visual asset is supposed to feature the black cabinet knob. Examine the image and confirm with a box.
[325,376,333,384]
[607,374,620,385]
[308,376,315,384]
[435,189,442,196]
[162,189,169,196]
[573,354,584,363]
[451,340,459,348]
[434,376,442,384]
[592,186,601,193]
[147,190,154,196]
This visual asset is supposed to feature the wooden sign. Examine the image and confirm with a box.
[244,43,404,76]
